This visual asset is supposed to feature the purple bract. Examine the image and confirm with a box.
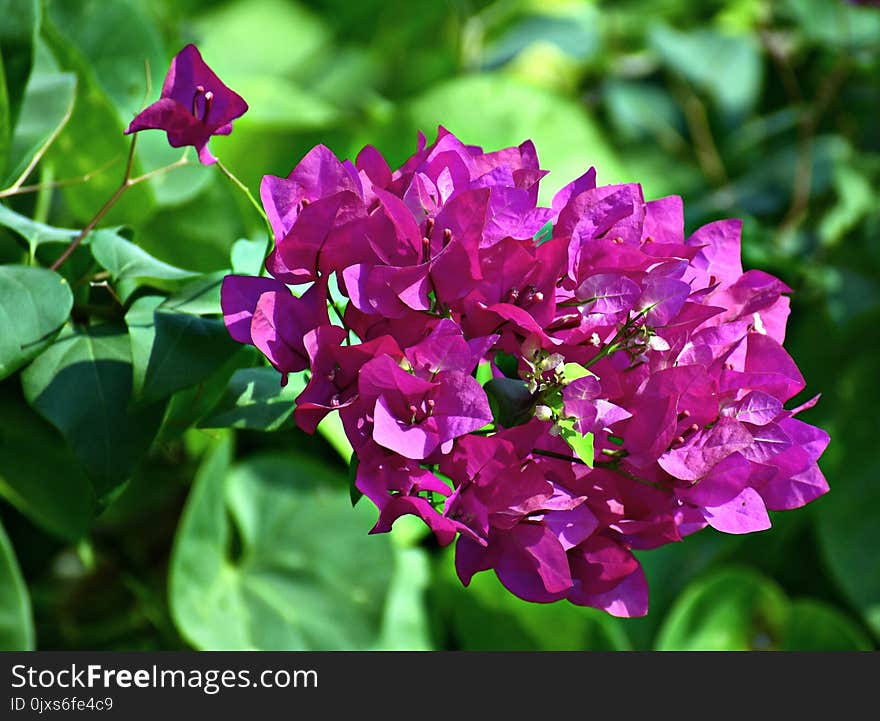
[126,44,248,165]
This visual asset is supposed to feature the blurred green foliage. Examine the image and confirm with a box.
[0,0,877,650]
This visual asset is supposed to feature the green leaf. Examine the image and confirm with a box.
[783,0,880,49]
[348,453,362,507]
[159,350,254,442]
[655,567,788,650]
[484,377,534,428]
[159,272,226,316]
[817,460,880,638]
[0,0,39,176]
[20,324,165,497]
[125,299,240,402]
[434,549,629,650]
[0,264,72,380]
[0,203,76,254]
[405,74,625,201]
[169,442,395,649]
[649,25,762,116]
[0,519,34,650]
[41,17,153,225]
[124,295,163,396]
[0,384,93,540]
[199,367,304,431]
[562,362,592,383]
[4,65,75,188]
[377,547,433,650]
[780,600,872,651]
[557,417,594,467]
[230,237,268,276]
[317,411,353,461]
[604,79,683,144]
[89,229,199,302]
[0,45,10,174]
[45,0,164,122]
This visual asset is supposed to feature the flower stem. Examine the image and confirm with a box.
[214,159,270,231]
[532,448,587,465]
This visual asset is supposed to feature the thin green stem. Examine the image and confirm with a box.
[532,448,587,465]
[215,159,270,230]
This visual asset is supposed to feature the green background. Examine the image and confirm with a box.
[0,0,877,650]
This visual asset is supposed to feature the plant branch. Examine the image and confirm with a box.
[50,138,190,271]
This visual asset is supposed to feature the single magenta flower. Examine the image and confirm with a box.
[125,44,248,165]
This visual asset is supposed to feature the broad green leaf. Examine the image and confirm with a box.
[147,313,239,402]
[782,0,880,49]
[200,367,305,431]
[89,229,198,302]
[650,25,762,116]
[0,519,33,650]
[0,384,93,540]
[223,75,338,130]
[604,79,683,144]
[41,18,153,224]
[169,442,395,649]
[125,297,240,402]
[377,546,433,650]
[4,68,75,188]
[484,377,534,428]
[317,411,352,461]
[230,237,268,276]
[405,75,625,201]
[20,324,165,497]
[0,0,39,176]
[817,460,880,638]
[159,350,254,442]
[195,0,329,79]
[0,46,9,174]
[0,203,76,254]
[159,272,226,316]
[780,600,872,651]
[655,567,788,650]
[45,0,164,121]
[138,182,246,273]
[435,549,629,650]
[0,265,72,380]
[124,295,162,397]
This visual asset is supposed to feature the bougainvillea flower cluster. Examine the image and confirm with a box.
[222,129,829,617]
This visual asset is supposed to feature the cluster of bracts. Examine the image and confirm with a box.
[220,128,828,616]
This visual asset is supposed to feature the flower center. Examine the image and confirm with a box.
[408,398,436,425]
[191,85,214,122]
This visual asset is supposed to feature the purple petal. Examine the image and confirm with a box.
[760,463,829,511]
[494,524,572,602]
[372,394,439,459]
[686,219,743,288]
[642,195,683,244]
[432,372,494,441]
[722,390,783,425]
[405,319,479,377]
[637,275,691,326]
[221,275,288,344]
[702,487,771,534]
[658,418,754,482]
[576,273,642,315]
